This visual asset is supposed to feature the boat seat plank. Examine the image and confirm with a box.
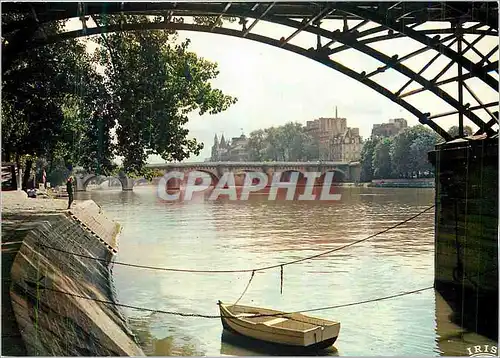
[235,313,258,318]
[263,317,289,326]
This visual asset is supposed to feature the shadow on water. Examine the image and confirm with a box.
[128,316,205,356]
[220,330,339,356]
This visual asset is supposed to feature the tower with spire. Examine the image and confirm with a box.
[220,134,227,149]
[211,134,219,161]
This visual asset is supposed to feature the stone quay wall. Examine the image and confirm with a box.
[2,192,144,356]
[429,135,498,340]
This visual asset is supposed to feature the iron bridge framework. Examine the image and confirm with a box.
[2,2,499,140]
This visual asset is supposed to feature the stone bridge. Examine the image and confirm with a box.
[74,174,136,192]
[147,161,361,184]
[76,162,361,191]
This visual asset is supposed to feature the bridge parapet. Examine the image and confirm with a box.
[147,161,349,169]
[74,162,361,192]
[146,161,360,182]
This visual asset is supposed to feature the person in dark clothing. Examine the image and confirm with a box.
[66,177,74,209]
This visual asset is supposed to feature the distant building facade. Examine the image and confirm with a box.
[305,108,363,162]
[329,128,363,162]
[371,118,408,138]
[210,133,249,161]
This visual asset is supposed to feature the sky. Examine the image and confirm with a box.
[66,16,498,163]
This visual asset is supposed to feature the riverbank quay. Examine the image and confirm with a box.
[329,180,435,188]
[2,191,144,356]
[368,178,435,188]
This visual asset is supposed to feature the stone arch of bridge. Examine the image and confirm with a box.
[318,169,347,184]
[232,169,262,186]
[134,177,149,186]
[277,170,307,186]
[184,168,219,186]
[77,174,126,191]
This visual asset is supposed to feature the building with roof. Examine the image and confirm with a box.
[329,127,363,162]
[210,133,249,162]
[305,107,363,162]
[371,118,408,138]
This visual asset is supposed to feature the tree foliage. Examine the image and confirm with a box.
[2,13,237,186]
[93,16,237,175]
[372,138,392,179]
[246,129,266,161]
[360,125,442,181]
[448,125,473,138]
[391,125,441,178]
[360,137,379,181]
[2,17,112,187]
[245,122,320,161]
[193,15,238,28]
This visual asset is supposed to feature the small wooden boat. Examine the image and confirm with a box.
[218,301,340,350]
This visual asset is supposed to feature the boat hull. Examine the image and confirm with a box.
[221,318,338,351]
[219,302,339,350]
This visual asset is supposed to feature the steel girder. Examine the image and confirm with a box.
[3,2,499,139]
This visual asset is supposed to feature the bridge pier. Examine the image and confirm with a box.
[348,162,361,182]
[118,177,134,191]
[429,137,498,340]
[74,174,94,192]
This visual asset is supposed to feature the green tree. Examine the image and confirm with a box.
[448,125,473,138]
[373,138,393,179]
[263,127,281,161]
[360,137,379,181]
[193,15,237,28]
[391,125,443,178]
[2,16,105,188]
[280,122,309,161]
[94,15,237,175]
[303,133,320,161]
[3,13,238,186]
[391,126,419,178]
[246,122,319,162]
[246,129,266,161]
[409,132,439,177]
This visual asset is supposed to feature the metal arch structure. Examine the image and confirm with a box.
[3,2,499,140]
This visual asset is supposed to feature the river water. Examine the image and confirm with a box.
[75,186,478,356]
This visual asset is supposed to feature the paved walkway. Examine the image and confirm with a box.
[2,191,67,355]
[1,191,138,356]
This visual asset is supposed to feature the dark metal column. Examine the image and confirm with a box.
[457,23,464,137]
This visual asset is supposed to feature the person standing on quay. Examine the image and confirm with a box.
[66,177,74,209]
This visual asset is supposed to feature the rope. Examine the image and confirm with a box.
[233,270,255,306]
[280,265,283,295]
[23,282,434,319]
[36,205,434,274]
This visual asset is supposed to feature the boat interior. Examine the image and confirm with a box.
[224,304,339,332]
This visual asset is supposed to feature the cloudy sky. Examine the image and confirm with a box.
[68,17,498,162]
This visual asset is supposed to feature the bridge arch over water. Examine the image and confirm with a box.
[75,173,136,192]
[3,2,498,140]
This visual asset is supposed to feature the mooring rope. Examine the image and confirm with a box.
[233,270,255,306]
[24,282,434,319]
[36,204,435,274]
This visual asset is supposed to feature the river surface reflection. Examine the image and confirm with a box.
[74,186,484,356]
